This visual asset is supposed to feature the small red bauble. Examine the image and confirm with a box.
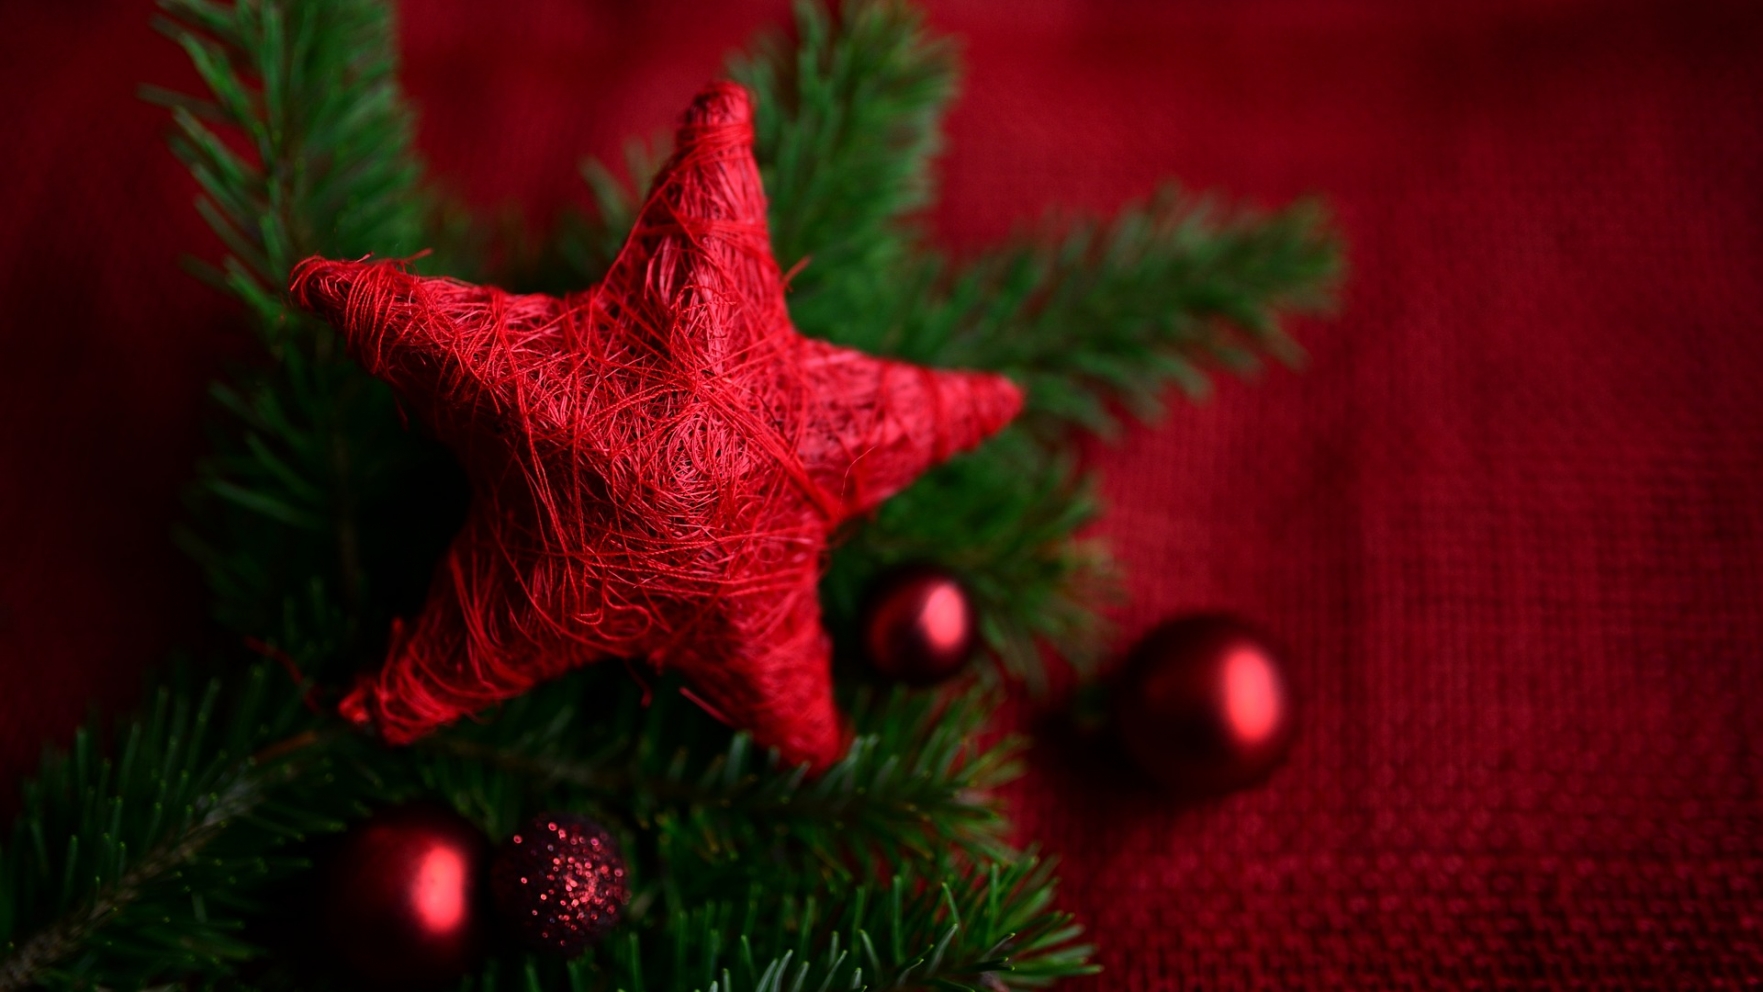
[1112,614,1298,796]
[490,812,630,956]
[318,802,490,990]
[861,565,979,685]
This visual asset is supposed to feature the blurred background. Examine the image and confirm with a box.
[2,0,1760,986]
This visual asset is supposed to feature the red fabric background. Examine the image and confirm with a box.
[3,0,1760,987]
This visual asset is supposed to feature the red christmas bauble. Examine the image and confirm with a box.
[1112,614,1298,796]
[861,565,979,685]
[318,802,490,990]
[490,812,630,955]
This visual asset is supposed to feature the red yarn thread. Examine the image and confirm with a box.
[290,82,1021,770]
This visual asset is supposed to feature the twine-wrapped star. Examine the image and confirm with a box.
[290,82,1021,769]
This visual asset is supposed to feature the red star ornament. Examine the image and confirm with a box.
[289,82,1021,770]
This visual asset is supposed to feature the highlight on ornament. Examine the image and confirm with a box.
[317,803,491,991]
[1111,613,1299,797]
[861,563,981,685]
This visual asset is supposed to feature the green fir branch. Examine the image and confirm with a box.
[0,666,343,992]
[597,857,1095,992]
[151,0,429,323]
[411,672,1019,879]
[919,189,1341,437]
[151,0,459,677]
[459,857,1091,992]
[732,0,956,339]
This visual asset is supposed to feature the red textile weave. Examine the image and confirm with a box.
[2,0,1760,986]
[290,83,1019,769]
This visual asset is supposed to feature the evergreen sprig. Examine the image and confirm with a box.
[0,0,1341,988]
[0,666,339,991]
[921,189,1339,437]
[149,0,455,678]
[415,675,1019,877]
[733,0,955,336]
[587,857,1094,992]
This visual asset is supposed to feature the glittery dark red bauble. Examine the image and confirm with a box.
[1112,614,1298,796]
[861,565,979,685]
[318,802,490,990]
[490,812,630,956]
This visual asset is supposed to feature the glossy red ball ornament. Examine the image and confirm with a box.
[318,802,490,990]
[1112,614,1298,796]
[860,564,979,685]
[490,812,630,956]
